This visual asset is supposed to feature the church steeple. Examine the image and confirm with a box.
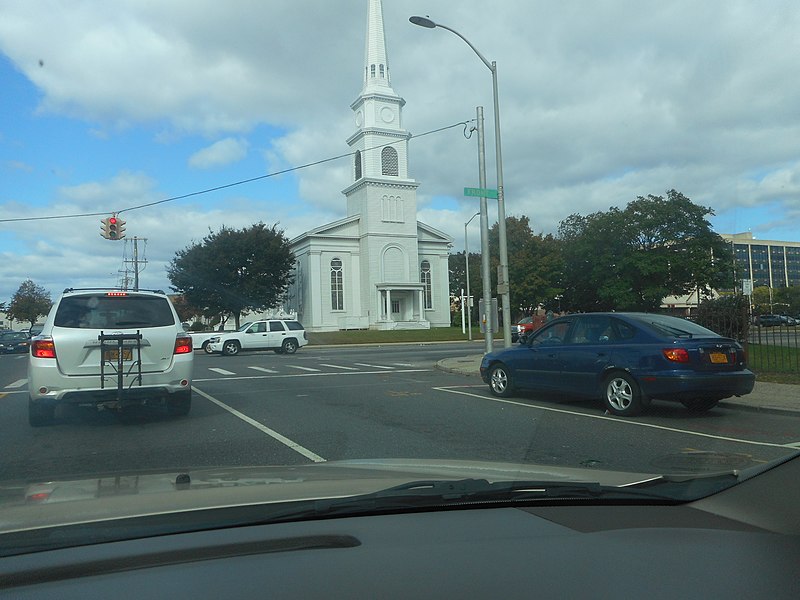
[362,0,393,94]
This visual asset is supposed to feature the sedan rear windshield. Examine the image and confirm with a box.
[53,295,175,329]
[632,314,719,338]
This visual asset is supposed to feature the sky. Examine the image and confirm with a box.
[1,0,799,302]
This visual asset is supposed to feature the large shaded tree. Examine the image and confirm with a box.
[168,223,294,328]
[7,279,52,328]
[558,190,733,312]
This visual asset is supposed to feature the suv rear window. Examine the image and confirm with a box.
[285,321,304,331]
[53,295,175,329]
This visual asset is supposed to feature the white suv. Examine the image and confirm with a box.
[207,319,308,356]
[27,288,194,426]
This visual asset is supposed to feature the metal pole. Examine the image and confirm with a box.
[477,106,493,354]
[465,211,480,342]
[491,62,511,347]
[133,237,139,292]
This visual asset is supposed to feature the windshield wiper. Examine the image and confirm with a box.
[257,478,688,524]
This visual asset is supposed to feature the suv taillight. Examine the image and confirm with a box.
[174,335,192,354]
[32,339,56,359]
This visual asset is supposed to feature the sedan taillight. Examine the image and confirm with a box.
[174,335,193,354]
[663,348,690,363]
[31,339,56,359]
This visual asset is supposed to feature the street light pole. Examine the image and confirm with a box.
[409,15,512,347]
[464,211,480,341]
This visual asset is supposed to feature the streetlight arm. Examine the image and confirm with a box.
[409,16,494,72]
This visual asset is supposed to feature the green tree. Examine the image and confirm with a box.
[488,215,563,319]
[168,223,295,328]
[7,279,52,328]
[558,190,732,311]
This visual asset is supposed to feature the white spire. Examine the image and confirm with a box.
[363,0,393,93]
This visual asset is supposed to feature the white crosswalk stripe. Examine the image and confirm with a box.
[248,366,279,374]
[318,363,358,370]
[209,367,236,375]
[287,365,322,372]
[4,379,27,389]
[354,363,395,370]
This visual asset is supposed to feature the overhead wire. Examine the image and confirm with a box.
[0,119,474,223]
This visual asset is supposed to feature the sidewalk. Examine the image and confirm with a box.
[435,354,800,416]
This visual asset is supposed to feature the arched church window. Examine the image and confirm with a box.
[354,150,362,180]
[379,64,385,78]
[420,260,432,310]
[370,64,376,77]
[331,258,344,311]
[381,146,398,176]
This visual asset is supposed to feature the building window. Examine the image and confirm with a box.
[354,150,362,180]
[370,64,376,77]
[379,64,385,78]
[420,260,432,309]
[391,300,400,314]
[381,146,398,176]
[382,195,404,222]
[331,258,344,311]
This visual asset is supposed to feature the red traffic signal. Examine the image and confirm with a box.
[100,215,126,240]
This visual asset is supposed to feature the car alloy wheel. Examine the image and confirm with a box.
[222,340,240,356]
[603,372,642,416]
[203,341,214,354]
[282,339,298,354]
[488,364,513,398]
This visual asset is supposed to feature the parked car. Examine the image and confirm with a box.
[512,316,535,343]
[0,330,31,354]
[206,319,308,356]
[756,314,784,327]
[480,312,755,417]
[27,288,194,426]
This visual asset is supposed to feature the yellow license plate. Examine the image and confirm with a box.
[104,348,133,361]
[709,352,728,364]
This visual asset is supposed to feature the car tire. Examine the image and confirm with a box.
[202,341,214,354]
[602,371,643,416]
[28,397,55,427]
[681,398,720,414]
[167,390,192,417]
[281,339,298,354]
[222,340,240,356]
[488,363,514,398]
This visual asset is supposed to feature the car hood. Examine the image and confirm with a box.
[0,459,661,534]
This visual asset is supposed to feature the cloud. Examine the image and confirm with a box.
[188,137,249,169]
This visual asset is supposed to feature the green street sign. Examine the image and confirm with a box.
[464,187,498,199]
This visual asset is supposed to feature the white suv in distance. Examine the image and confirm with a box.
[27,288,194,426]
[207,319,308,356]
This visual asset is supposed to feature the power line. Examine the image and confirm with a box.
[0,119,473,223]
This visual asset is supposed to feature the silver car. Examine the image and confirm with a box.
[27,288,194,426]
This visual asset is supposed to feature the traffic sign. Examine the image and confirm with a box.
[464,187,498,199]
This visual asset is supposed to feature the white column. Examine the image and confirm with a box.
[387,289,392,322]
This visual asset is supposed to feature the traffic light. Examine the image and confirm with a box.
[100,215,126,240]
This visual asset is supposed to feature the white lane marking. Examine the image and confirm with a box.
[319,363,359,371]
[785,441,800,449]
[288,365,321,372]
[392,363,415,367]
[248,366,279,374]
[193,387,325,463]
[354,363,394,370]
[434,387,798,450]
[4,379,27,389]
[193,369,430,383]
[209,367,236,376]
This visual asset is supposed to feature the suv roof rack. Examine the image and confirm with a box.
[62,287,166,294]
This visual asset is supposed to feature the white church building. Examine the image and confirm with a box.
[287,0,453,332]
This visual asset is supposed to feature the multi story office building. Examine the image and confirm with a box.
[722,232,800,288]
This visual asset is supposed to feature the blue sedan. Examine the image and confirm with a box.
[479,313,755,416]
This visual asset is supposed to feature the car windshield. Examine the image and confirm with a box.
[0,0,799,560]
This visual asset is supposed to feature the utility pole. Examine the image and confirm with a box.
[122,237,148,291]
